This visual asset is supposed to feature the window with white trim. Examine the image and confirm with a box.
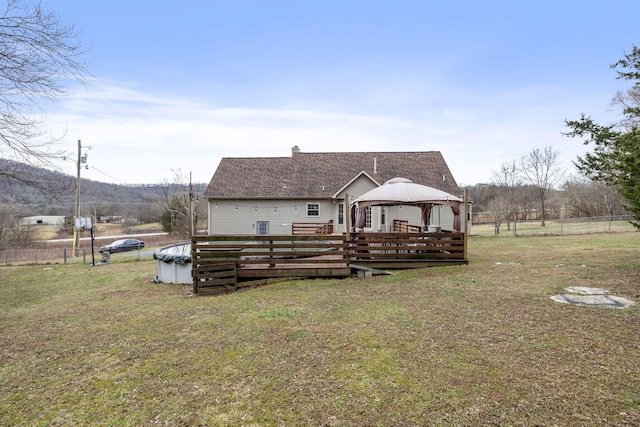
[256,221,269,235]
[306,203,319,217]
[338,203,344,225]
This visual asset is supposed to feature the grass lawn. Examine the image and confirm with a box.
[1,232,639,426]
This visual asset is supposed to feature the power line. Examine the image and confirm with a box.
[87,164,127,184]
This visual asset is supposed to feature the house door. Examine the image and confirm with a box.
[337,203,345,232]
[365,206,372,230]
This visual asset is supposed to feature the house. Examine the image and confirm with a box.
[203,147,467,235]
[20,215,66,226]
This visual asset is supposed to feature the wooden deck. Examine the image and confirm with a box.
[191,231,467,295]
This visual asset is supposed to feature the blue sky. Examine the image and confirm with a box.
[42,0,640,186]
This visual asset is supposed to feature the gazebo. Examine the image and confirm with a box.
[350,177,464,232]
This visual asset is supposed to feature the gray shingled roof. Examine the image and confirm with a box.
[204,151,460,199]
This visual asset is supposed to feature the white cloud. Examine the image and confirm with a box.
[43,81,615,186]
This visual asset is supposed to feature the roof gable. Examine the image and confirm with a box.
[204,151,460,199]
[332,170,380,198]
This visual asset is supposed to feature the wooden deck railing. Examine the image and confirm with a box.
[192,234,349,294]
[292,220,334,235]
[392,219,422,233]
[349,232,466,268]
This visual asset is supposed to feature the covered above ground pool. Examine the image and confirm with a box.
[154,242,192,284]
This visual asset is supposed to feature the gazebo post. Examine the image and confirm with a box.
[345,193,350,241]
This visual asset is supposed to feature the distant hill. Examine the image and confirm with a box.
[0,158,206,218]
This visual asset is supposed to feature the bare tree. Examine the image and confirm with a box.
[562,175,626,218]
[0,0,89,186]
[611,89,640,130]
[519,146,566,226]
[0,205,35,249]
[486,196,508,235]
[490,159,520,231]
[155,169,205,235]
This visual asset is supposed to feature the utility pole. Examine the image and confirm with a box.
[72,140,81,256]
[189,172,194,237]
[71,140,90,257]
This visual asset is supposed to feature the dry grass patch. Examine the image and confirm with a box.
[1,232,639,426]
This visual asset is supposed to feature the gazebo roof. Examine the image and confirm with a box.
[352,177,462,208]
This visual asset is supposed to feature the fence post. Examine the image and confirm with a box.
[64,248,67,264]
[269,238,275,267]
[608,215,612,231]
[513,219,517,237]
[560,221,563,235]
[83,249,86,264]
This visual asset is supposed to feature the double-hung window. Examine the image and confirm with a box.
[306,203,319,217]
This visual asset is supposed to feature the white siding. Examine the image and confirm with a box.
[433,205,457,231]
[382,206,422,230]
[334,174,379,233]
[208,199,336,235]
[206,174,471,235]
[206,200,466,235]
[335,174,378,201]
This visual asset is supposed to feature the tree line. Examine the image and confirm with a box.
[464,147,628,233]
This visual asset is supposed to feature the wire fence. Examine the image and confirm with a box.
[473,215,637,237]
[0,247,147,266]
[1,217,637,264]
